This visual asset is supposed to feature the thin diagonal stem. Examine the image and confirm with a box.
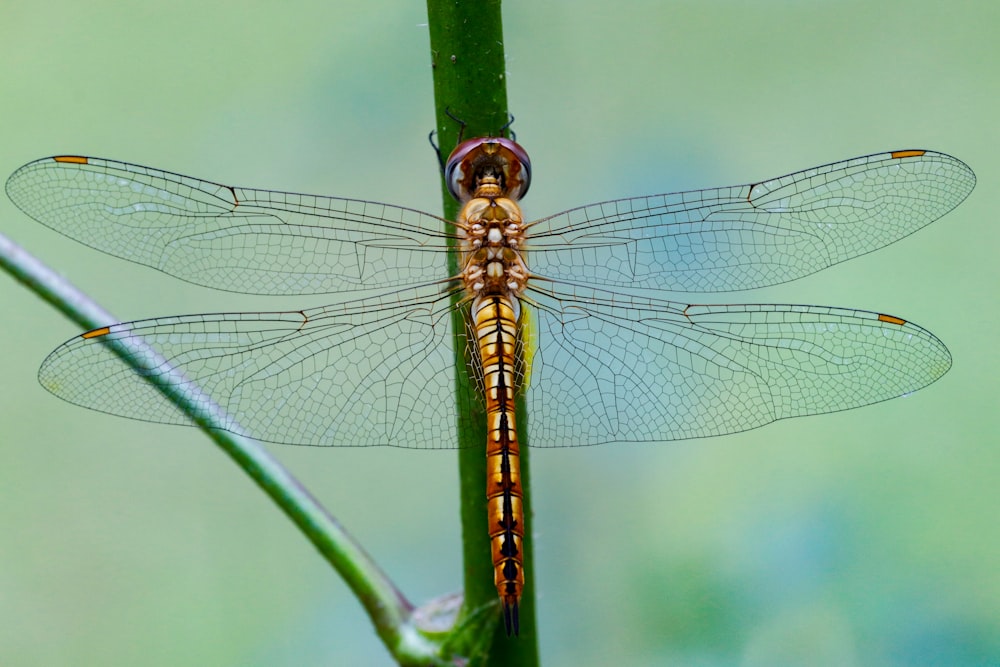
[0,230,447,664]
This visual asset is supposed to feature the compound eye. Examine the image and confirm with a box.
[444,138,485,201]
[444,137,532,202]
[499,139,531,201]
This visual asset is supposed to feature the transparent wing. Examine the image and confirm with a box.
[18,149,961,449]
[523,284,951,447]
[38,277,951,448]
[37,283,475,448]
[528,150,975,292]
[5,156,453,295]
[7,151,974,299]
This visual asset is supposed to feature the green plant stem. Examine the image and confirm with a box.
[0,230,452,665]
[426,0,540,663]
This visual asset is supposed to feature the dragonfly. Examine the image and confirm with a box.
[5,142,975,635]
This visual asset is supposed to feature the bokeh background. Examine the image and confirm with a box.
[1,1,997,665]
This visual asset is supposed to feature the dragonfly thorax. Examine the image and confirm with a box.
[459,190,529,309]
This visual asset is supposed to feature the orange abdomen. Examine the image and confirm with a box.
[474,295,525,635]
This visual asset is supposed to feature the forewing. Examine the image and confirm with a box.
[528,150,974,292]
[5,156,453,295]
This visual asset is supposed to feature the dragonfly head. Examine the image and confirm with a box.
[445,137,531,203]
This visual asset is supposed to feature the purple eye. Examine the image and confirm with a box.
[444,137,531,202]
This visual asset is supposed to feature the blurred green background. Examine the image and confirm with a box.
[1,1,997,665]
